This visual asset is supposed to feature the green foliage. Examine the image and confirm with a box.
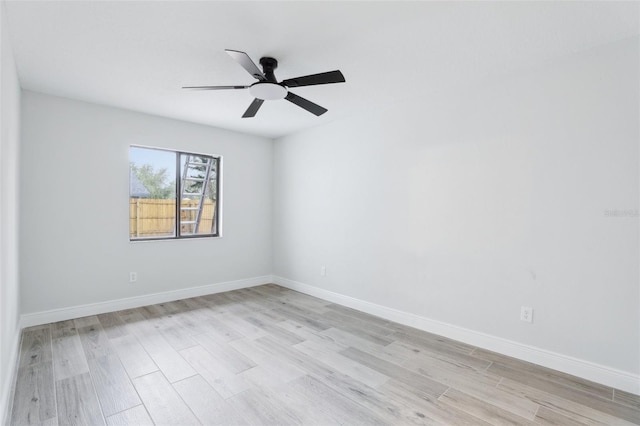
[130,163,175,199]
[182,156,217,201]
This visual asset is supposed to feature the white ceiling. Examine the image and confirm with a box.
[5,1,639,139]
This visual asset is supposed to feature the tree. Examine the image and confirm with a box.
[130,163,175,199]
[182,156,217,201]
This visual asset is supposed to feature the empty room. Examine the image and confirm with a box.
[1,1,639,425]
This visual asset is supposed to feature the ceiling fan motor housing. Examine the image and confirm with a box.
[250,82,287,100]
[250,57,287,100]
[259,57,279,82]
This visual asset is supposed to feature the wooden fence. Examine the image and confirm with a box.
[129,198,216,238]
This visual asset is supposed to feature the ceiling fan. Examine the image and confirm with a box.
[183,49,346,118]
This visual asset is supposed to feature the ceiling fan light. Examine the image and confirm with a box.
[249,82,287,100]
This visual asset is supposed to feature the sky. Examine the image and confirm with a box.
[130,146,176,185]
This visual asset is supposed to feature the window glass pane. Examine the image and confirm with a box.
[180,154,217,236]
[129,147,176,239]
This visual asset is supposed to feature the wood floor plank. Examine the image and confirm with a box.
[378,379,493,425]
[438,387,536,425]
[165,300,239,339]
[276,319,349,352]
[230,338,307,387]
[323,303,392,328]
[18,326,53,367]
[243,315,305,345]
[239,365,303,391]
[401,355,538,420]
[77,324,113,360]
[255,308,289,323]
[105,405,154,426]
[209,293,257,317]
[272,305,332,332]
[204,317,248,343]
[166,308,211,336]
[243,287,290,309]
[268,383,344,426]
[391,327,476,355]
[141,339,196,383]
[320,309,395,337]
[173,374,248,425]
[227,387,302,425]
[294,339,390,388]
[498,377,639,426]
[224,289,275,313]
[179,345,251,398]
[133,371,200,426]
[196,309,247,342]
[119,310,196,383]
[138,303,163,318]
[159,324,200,351]
[51,319,81,338]
[138,303,199,351]
[108,333,158,379]
[250,286,326,313]
[254,335,438,425]
[87,355,141,416]
[615,389,640,410]
[263,283,289,293]
[340,347,449,398]
[319,313,395,346]
[73,315,100,329]
[276,374,388,425]
[56,372,105,426]
[192,332,256,374]
[237,288,290,313]
[534,406,589,426]
[97,312,128,339]
[181,294,216,310]
[401,348,502,389]
[389,338,492,371]
[159,300,188,315]
[489,362,640,424]
[214,310,268,339]
[269,288,332,312]
[391,329,483,366]
[10,363,56,425]
[474,348,614,400]
[280,317,419,366]
[321,327,405,364]
[253,334,347,381]
[51,321,90,381]
[42,415,58,426]
[199,292,233,308]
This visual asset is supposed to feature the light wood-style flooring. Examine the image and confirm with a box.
[9,284,640,425]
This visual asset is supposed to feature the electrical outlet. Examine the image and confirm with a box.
[320,266,326,276]
[520,306,533,323]
[129,272,137,283]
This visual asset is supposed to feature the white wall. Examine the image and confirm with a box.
[20,91,272,314]
[273,37,639,376]
[0,1,21,423]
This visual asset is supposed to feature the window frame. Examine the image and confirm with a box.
[129,145,222,242]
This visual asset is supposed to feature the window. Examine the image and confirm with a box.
[129,146,220,240]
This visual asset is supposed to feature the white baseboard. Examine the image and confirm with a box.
[273,275,640,395]
[20,275,273,328]
[1,327,21,426]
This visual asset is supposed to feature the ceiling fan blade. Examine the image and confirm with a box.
[225,49,266,81]
[285,92,328,116]
[182,85,249,90]
[282,70,345,88]
[242,98,264,118]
